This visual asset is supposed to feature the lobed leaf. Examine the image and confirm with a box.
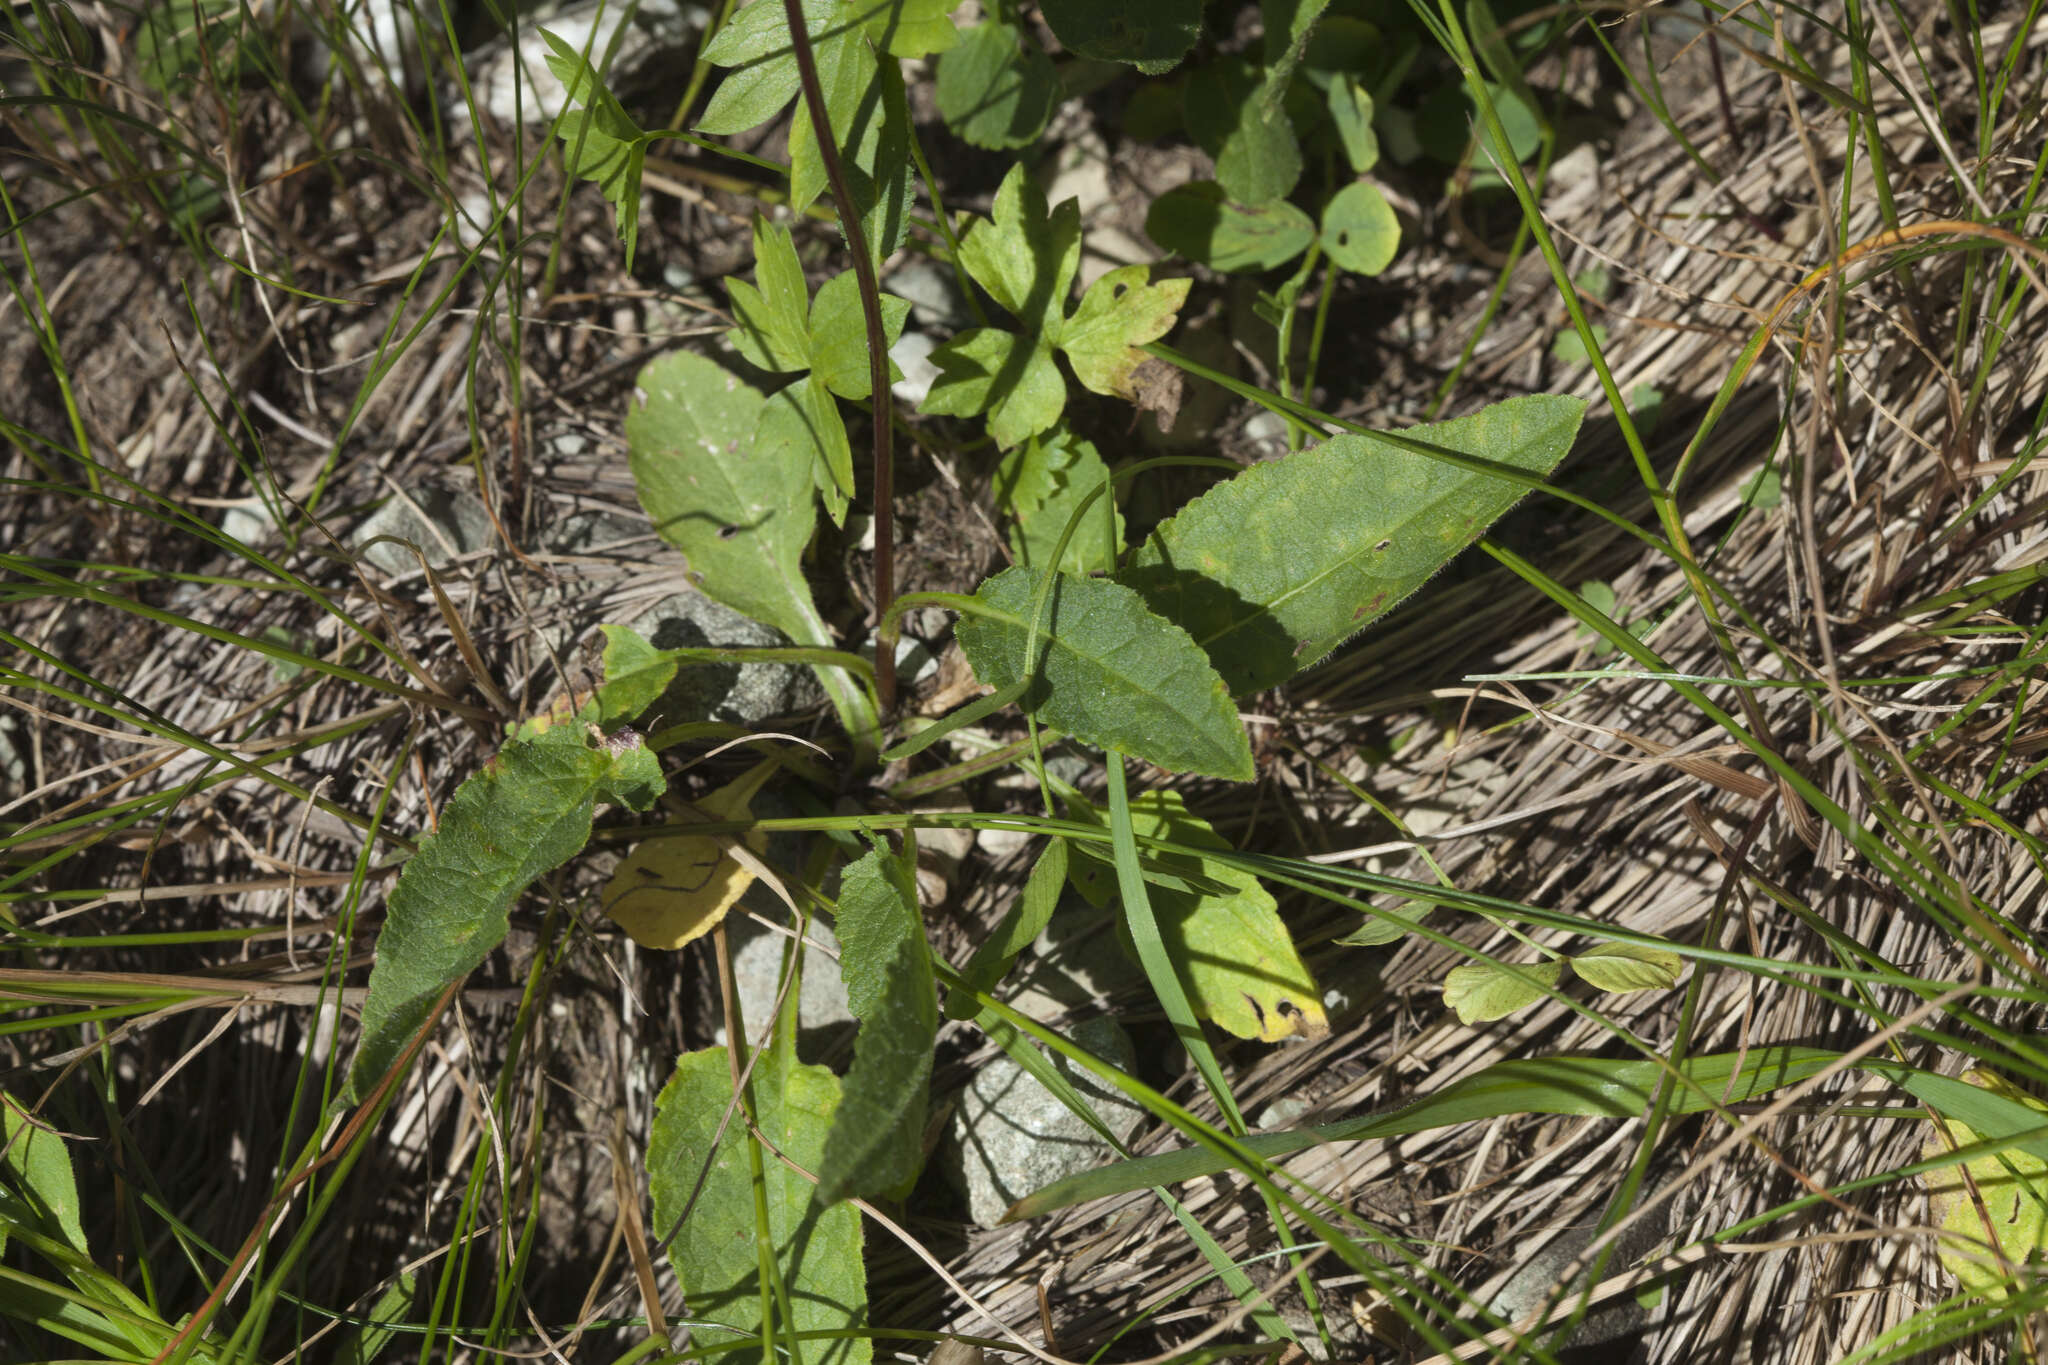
[995,427,1124,576]
[1121,393,1588,695]
[1058,266,1192,400]
[818,844,936,1201]
[954,566,1253,780]
[923,328,1066,448]
[955,164,1080,332]
[540,29,649,268]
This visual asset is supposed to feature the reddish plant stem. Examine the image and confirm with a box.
[777,0,897,714]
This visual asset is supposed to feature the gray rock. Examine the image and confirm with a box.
[889,331,940,407]
[1484,1210,1670,1353]
[546,509,643,556]
[355,487,496,577]
[886,260,974,331]
[946,1015,1148,1227]
[631,592,825,728]
[725,910,853,1049]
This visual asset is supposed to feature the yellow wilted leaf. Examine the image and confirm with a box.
[1922,1070,2048,1301]
[604,759,778,950]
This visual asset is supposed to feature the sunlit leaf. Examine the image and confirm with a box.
[602,759,779,950]
[1442,959,1558,1024]
[1568,942,1683,994]
[648,1037,867,1365]
[955,566,1253,780]
[1122,394,1587,695]
[1920,1071,2048,1301]
[1320,180,1399,275]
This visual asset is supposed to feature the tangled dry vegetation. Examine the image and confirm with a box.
[4,2,2047,1363]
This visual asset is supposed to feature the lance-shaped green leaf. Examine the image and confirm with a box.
[818,844,935,1201]
[648,1040,868,1365]
[1074,790,1325,1042]
[1004,1045,1843,1219]
[1121,393,1587,695]
[346,720,664,1101]
[624,351,874,743]
[1185,58,1300,205]
[954,566,1252,780]
[946,838,1067,1019]
[540,29,649,269]
[1038,0,1200,72]
[0,1093,86,1257]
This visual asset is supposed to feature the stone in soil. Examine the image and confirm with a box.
[944,1014,1147,1228]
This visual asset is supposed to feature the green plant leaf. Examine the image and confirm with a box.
[345,722,664,1101]
[855,0,959,55]
[648,1042,868,1365]
[1319,180,1399,275]
[954,566,1253,780]
[627,351,821,636]
[1185,59,1301,206]
[757,374,856,523]
[540,29,649,269]
[586,623,680,725]
[955,164,1080,330]
[946,837,1068,1019]
[995,427,1124,575]
[727,218,814,374]
[808,271,911,399]
[1443,959,1559,1024]
[818,843,935,1202]
[922,327,1067,448]
[1918,1070,2048,1301]
[1077,790,1326,1042]
[934,18,1058,149]
[0,1094,85,1256]
[1419,79,1540,166]
[1145,181,1315,273]
[1003,1045,1843,1219]
[1325,78,1378,173]
[1258,0,1329,116]
[1568,942,1684,994]
[1058,265,1192,400]
[1037,0,1200,72]
[1121,393,1588,695]
[698,0,914,260]
[136,0,244,94]
[1552,324,1608,366]
[624,351,874,739]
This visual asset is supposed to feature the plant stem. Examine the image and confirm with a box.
[777,0,897,714]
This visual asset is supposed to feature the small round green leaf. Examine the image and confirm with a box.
[935,20,1059,149]
[1145,181,1314,273]
[1320,181,1400,275]
[1568,943,1684,994]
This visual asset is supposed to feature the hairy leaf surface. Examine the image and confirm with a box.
[648,1040,867,1365]
[819,845,935,1200]
[1123,393,1587,694]
[955,567,1252,780]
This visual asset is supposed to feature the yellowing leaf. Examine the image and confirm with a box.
[1443,959,1559,1025]
[1070,790,1324,1041]
[1568,942,1683,994]
[603,759,779,950]
[1922,1070,2048,1300]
